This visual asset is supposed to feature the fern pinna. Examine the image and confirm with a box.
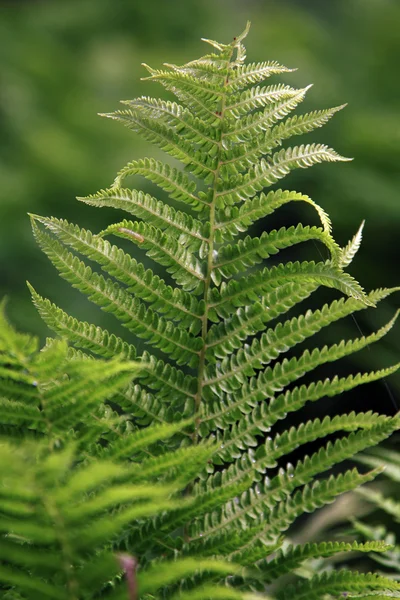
[28,23,400,599]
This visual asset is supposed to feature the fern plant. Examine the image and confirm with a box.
[18,22,400,599]
[0,304,250,600]
[350,445,400,580]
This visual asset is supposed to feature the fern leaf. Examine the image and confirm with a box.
[203,421,397,540]
[226,84,302,117]
[129,443,215,486]
[206,282,316,360]
[213,225,339,281]
[137,559,242,596]
[340,220,365,267]
[24,25,400,598]
[224,105,346,170]
[278,569,400,600]
[216,144,351,207]
[98,419,193,461]
[32,215,204,332]
[28,289,198,406]
[206,292,383,394]
[102,109,216,179]
[122,96,219,151]
[215,189,332,241]
[224,310,399,410]
[225,468,381,561]
[78,184,207,251]
[227,61,295,91]
[28,265,201,368]
[258,540,393,584]
[265,105,346,153]
[216,404,397,468]
[100,219,205,292]
[227,86,312,142]
[210,261,379,320]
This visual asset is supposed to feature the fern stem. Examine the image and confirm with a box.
[193,47,235,445]
[183,47,236,545]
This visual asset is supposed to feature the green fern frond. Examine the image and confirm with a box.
[0,440,235,600]
[0,304,141,449]
[227,469,381,560]
[23,23,400,600]
[223,106,347,170]
[278,569,400,600]
[258,540,393,584]
[28,288,197,405]
[100,110,216,179]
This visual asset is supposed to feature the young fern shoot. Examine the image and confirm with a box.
[28,22,400,599]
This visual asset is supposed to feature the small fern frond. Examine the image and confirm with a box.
[259,540,393,584]
[0,304,140,448]
[278,569,400,600]
[0,440,235,600]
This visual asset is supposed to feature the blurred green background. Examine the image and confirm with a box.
[1,0,399,404]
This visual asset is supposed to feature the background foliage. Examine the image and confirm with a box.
[1,0,399,403]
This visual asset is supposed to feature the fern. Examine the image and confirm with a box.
[348,445,400,582]
[0,440,253,600]
[0,304,250,599]
[3,21,399,599]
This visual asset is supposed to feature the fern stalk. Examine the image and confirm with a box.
[194,44,235,444]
